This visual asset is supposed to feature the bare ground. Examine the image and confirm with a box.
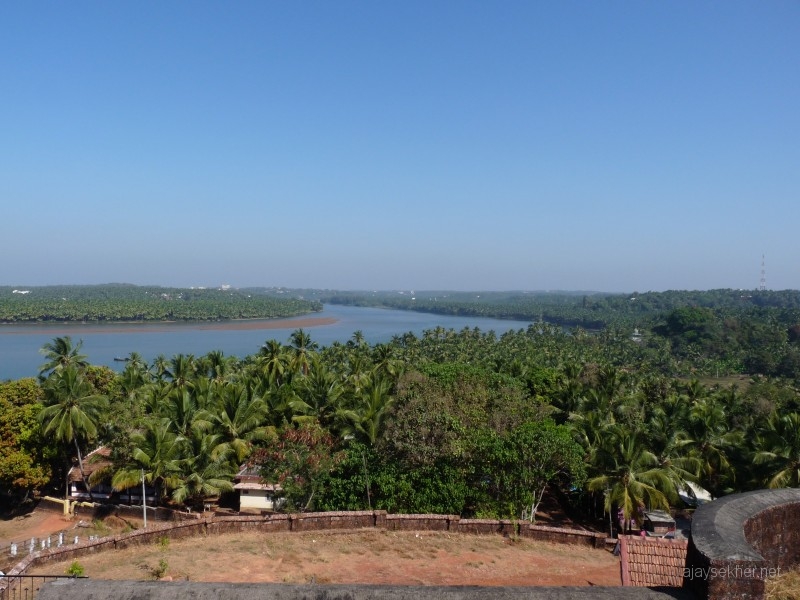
[0,510,72,544]
[33,529,621,587]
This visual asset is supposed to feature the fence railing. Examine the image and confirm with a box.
[0,575,86,600]
[2,532,102,562]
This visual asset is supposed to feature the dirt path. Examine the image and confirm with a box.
[0,510,72,545]
[35,529,621,587]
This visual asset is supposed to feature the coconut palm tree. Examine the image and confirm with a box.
[171,431,235,509]
[151,354,170,382]
[39,366,108,500]
[161,387,202,438]
[119,353,152,398]
[198,381,273,463]
[588,427,687,530]
[288,329,318,377]
[111,417,185,502]
[164,354,198,390]
[199,350,234,382]
[683,396,742,496]
[339,372,394,446]
[754,412,800,488]
[372,343,404,379]
[38,336,89,378]
[290,358,344,430]
[258,339,289,386]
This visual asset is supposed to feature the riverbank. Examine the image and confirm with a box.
[197,317,338,331]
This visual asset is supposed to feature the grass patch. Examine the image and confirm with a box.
[767,568,800,600]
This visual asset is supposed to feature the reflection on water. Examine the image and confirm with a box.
[0,304,533,380]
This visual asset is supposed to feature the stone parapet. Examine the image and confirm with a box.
[684,488,800,600]
[522,524,606,548]
[384,513,459,531]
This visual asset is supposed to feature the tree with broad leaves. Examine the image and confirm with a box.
[490,420,585,522]
[250,421,341,512]
[0,379,52,502]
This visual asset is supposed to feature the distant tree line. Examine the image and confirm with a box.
[325,289,800,379]
[0,284,321,323]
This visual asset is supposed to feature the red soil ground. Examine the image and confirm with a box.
[3,510,621,587]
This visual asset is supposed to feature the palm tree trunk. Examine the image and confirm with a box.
[73,438,95,502]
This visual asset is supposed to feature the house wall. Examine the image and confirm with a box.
[239,490,276,512]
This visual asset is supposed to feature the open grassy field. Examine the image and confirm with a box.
[33,529,621,587]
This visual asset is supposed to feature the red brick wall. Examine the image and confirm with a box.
[290,511,377,532]
[457,519,517,536]
[684,489,800,600]
[744,503,800,570]
[522,524,606,548]
[385,514,458,531]
[207,514,291,536]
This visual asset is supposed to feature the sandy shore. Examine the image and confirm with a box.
[196,317,338,331]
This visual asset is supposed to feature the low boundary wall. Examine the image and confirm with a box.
[684,488,800,600]
[3,511,608,581]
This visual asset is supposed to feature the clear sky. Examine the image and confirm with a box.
[1,1,798,292]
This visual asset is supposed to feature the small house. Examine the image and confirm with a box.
[67,446,157,504]
[643,510,676,537]
[67,447,114,501]
[233,465,283,513]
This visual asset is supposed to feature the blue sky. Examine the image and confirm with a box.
[2,1,798,292]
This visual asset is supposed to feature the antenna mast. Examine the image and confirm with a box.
[759,254,766,291]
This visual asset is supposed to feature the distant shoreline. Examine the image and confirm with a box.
[197,317,338,331]
[0,316,339,335]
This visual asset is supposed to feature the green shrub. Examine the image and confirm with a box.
[151,558,168,579]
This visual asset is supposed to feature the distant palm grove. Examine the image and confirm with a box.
[0,284,321,322]
[2,286,800,532]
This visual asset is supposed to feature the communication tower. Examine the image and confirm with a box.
[759,254,766,291]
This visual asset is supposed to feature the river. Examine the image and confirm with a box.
[0,304,534,381]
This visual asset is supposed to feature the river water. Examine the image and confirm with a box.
[0,304,533,381]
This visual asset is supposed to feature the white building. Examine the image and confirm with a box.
[233,465,283,513]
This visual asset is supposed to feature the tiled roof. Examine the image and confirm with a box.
[236,464,263,481]
[67,446,112,482]
[233,482,281,491]
[619,535,688,587]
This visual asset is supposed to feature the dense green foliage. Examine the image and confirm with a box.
[2,288,800,533]
[328,289,800,380]
[0,379,54,501]
[325,288,800,324]
[0,284,321,323]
